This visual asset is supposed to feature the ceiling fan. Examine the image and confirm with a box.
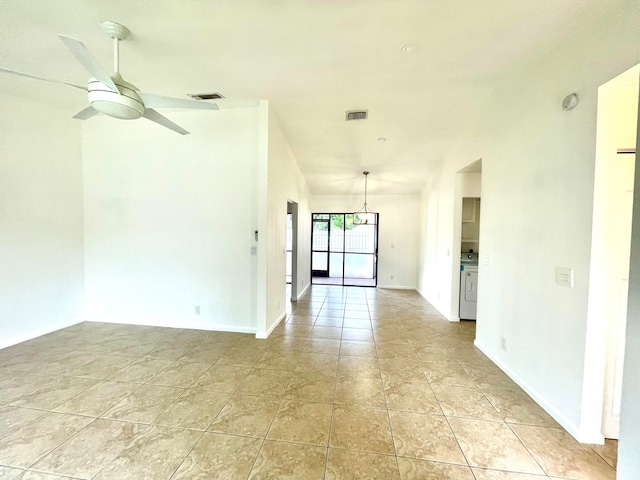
[0,21,218,135]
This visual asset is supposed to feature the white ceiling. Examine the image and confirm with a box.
[0,0,626,194]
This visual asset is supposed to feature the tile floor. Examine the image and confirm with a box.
[0,286,618,479]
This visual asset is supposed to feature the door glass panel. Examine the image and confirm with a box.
[312,252,328,273]
[346,224,375,253]
[330,253,344,278]
[344,254,374,279]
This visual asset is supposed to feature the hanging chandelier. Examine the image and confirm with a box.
[353,171,377,225]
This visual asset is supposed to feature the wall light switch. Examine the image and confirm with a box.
[556,267,574,288]
[483,255,489,266]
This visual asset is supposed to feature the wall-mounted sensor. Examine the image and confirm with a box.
[562,93,579,111]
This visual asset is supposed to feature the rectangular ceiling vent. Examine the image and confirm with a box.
[188,93,225,100]
[346,110,368,121]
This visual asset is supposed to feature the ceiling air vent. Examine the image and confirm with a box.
[346,110,368,121]
[188,93,225,100]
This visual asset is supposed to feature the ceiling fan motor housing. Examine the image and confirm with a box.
[87,75,144,119]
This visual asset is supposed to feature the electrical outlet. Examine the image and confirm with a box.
[390,275,394,280]
[501,336,507,352]
[195,305,201,315]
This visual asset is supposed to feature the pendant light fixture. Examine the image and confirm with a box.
[353,171,377,225]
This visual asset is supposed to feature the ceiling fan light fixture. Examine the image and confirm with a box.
[87,77,144,119]
[353,171,377,226]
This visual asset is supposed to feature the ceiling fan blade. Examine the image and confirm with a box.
[143,108,190,135]
[0,67,86,91]
[139,93,219,110]
[58,35,120,94]
[72,106,99,120]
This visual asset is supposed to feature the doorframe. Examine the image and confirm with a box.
[287,200,299,301]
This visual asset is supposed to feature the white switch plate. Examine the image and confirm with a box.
[483,255,489,266]
[556,267,574,288]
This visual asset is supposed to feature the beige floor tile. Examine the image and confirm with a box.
[389,410,466,464]
[342,318,372,329]
[471,468,549,479]
[461,364,521,391]
[342,328,374,342]
[340,340,377,357]
[106,357,174,383]
[153,388,229,430]
[422,361,476,387]
[295,352,339,373]
[0,412,92,468]
[146,358,211,388]
[191,364,251,392]
[314,317,344,327]
[303,337,341,354]
[0,466,23,479]
[236,369,293,396]
[102,384,184,423]
[54,380,139,417]
[330,405,394,454]
[384,379,442,414]
[248,440,327,480]
[11,472,73,479]
[326,448,400,479]
[208,394,281,437]
[482,388,559,427]
[9,376,97,410]
[448,417,544,474]
[171,432,261,479]
[510,423,616,479]
[397,457,475,479]
[337,355,381,378]
[216,347,265,368]
[92,425,201,480]
[267,399,332,445]
[590,438,618,469]
[431,384,501,420]
[32,418,145,478]
[284,372,336,402]
[335,376,386,408]
[287,315,317,326]
[311,326,343,339]
[0,406,45,441]
[255,350,303,371]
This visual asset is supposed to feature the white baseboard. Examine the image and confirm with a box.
[376,285,417,290]
[85,317,256,334]
[0,317,84,350]
[295,282,311,301]
[256,311,286,339]
[474,339,603,444]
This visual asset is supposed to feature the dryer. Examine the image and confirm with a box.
[460,260,478,321]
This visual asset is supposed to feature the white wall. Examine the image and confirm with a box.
[0,95,84,348]
[310,194,419,289]
[417,0,640,445]
[258,106,311,338]
[83,108,261,333]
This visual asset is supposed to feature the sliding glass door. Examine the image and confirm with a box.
[311,213,378,287]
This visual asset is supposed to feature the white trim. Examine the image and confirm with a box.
[295,282,311,301]
[85,317,256,334]
[474,339,604,444]
[256,311,286,339]
[450,316,461,323]
[376,285,417,290]
[0,318,83,350]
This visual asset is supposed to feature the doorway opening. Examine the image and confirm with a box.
[587,63,639,441]
[311,213,378,287]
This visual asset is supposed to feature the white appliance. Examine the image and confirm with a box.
[460,254,478,320]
